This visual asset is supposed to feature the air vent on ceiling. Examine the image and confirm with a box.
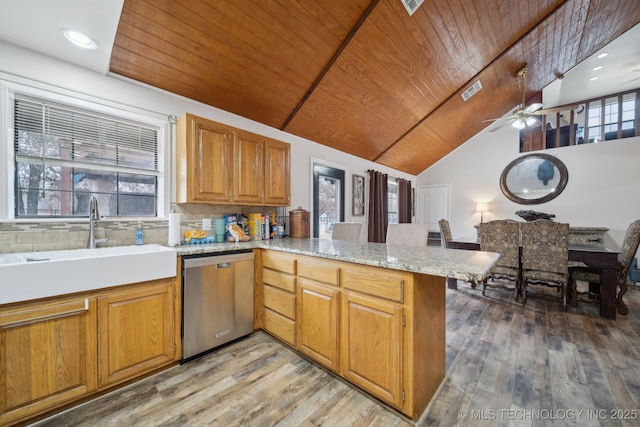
[401,0,425,16]
[461,80,483,101]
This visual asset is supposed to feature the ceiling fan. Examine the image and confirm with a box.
[484,66,580,132]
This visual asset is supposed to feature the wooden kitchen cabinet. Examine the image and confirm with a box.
[297,278,339,371]
[296,255,340,370]
[257,249,445,420]
[97,278,178,388]
[261,250,297,346]
[233,130,264,204]
[264,138,290,205]
[340,290,403,407]
[0,296,97,426]
[340,264,406,409]
[176,113,290,206]
[0,275,180,426]
[176,113,233,203]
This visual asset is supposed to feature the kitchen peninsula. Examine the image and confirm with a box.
[180,238,497,283]
[181,238,498,420]
[0,239,497,425]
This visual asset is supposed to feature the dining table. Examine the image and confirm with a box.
[446,237,621,319]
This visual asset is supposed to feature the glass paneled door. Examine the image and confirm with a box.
[312,163,345,238]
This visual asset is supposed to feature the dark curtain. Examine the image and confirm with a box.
[367,170,388,242]
[397,178,412,223]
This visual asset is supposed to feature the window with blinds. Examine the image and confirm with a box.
[13,95,159,217]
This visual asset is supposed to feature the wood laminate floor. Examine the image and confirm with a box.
[31,284,640,427]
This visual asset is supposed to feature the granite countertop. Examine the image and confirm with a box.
[177,238,499,283]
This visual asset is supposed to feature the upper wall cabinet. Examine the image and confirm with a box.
[263,138,291,205]
[176,113,290,206]
[176,114,232,203]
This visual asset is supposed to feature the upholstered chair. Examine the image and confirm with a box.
[438,219,452,248]
[568,219,640,315]
[331,222,363,242]
[520,220,569,307]
[385,223,429,247]
[479,220,521,299]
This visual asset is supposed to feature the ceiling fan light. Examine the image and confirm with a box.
[525,116,538,126]
[512,119,526,129]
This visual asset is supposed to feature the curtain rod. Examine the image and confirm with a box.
[365,169,407,182]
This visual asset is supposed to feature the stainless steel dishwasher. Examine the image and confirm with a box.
[181,250,254,362]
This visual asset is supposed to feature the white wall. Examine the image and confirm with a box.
[0,41,414,240]
[417,121,640,252]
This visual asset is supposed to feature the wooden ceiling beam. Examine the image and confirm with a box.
[281,0,380,130]
[373,0,570,163]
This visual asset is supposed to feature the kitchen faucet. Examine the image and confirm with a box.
[88,195,108,249]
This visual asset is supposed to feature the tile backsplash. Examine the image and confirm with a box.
[0,203,286,253]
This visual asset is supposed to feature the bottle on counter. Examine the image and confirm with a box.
[135,221,144,245]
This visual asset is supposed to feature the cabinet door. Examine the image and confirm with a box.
[97,279,176,387]
[189,116,233,203]
[297,278,339,371]
[0,297,97,426]
[340,291,403,408]
[264,138,290,206]
[233,131,264,203]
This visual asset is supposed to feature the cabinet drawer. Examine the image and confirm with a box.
[263,268,296,293]
[264,308,296,346]
[341,266,408,303]
[263,284,295,319]
[297,256,339,286]
[262,250,296,275]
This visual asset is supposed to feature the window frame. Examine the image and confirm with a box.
[387,179,398,225]
[1,80,171,221]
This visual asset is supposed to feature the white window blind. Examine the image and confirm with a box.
[14,95,159,217]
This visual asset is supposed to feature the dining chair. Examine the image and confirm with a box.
[478,220,521,299]
[385,223,429,247]
[520,220,569,307]
[331,222,363,242]
[568,219,640,315]
[440,218,477,289]
[438,219,452,248]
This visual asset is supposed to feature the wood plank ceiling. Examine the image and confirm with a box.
[110,0,640,175]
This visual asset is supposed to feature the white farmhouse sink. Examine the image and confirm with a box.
[0,244,177,305]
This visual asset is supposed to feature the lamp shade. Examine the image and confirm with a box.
[512,118,526,129]
[476,203,489,212]
[525,116,539,126]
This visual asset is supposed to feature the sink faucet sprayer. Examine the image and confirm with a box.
[88,195,108,249]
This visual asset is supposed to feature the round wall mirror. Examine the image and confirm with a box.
[499,153,568,204]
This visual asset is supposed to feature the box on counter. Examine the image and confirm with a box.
[248,213,262,240]
[224,214,238,241]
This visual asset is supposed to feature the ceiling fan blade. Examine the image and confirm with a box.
[533,103,583,115]
[481,115,517,123]
[488,117,517,132]
[523,103,543,113]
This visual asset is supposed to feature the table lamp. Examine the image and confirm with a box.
[476,203,489,223]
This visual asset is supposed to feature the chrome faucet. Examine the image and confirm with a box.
[88,195,108,249]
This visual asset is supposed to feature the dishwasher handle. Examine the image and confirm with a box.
[183,251,254,269]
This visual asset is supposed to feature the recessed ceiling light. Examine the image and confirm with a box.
[596,52,608,59]
[61,29,98,50]
[592,65,603,71]
[590,76,599,81]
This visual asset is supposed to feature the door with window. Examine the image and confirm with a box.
[312,163,344,238]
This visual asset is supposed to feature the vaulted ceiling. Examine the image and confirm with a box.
[110,0,640,175]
